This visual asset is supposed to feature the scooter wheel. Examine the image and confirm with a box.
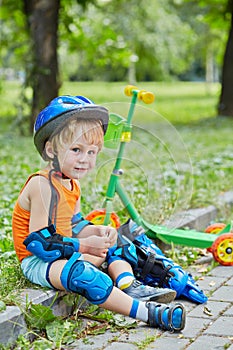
[138,90,155,104]
[205,223,227,253]
[211,233,233,266]
[124,85,138,97]
[205,223,226,234]
[85,209,121,229]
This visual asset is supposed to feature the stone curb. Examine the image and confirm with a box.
[1,191,233,347]
[0,289,73,346]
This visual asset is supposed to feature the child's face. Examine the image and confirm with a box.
[57,134,99,180]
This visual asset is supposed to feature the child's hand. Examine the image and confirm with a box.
[79,235,111,258]
[99,226,118,247]
[79,225,118,247]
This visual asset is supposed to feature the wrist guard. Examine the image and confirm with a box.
[72,212,93,237]
[23,225,80,262]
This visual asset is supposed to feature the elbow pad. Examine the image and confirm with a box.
[23,225,80,263]
[71,212,93,237]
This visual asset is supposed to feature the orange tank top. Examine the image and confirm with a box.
[12,170,80,262]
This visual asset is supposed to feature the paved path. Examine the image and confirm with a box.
[68,264,233,350]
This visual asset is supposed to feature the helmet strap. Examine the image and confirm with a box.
[48,169,59,226]
[52,155,69,179]
[48,155,69,226]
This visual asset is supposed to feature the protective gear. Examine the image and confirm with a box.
[107,233,138,267]
[60,252,113,305]
[34,95,109,156]
[146,301,186,332]
[72,212,93,237]
[23,225,80,263]
[118,219,208,304]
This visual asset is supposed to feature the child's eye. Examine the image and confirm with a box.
[72,147,80,153]
[88,149,97,155]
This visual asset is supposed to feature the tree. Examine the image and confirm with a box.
[186,0,233,116]
[218,0,233,116]
[1,0,94,131]
[24,0,60,131]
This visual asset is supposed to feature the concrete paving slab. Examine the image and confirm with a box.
[185,335,232,350]
[164,205,217,231]
[209,266,233,278]
[210,285,233,302]
[118,325,160,343]
[195,275,226,292]
[226,276,233,285]
[149,336,190,350]
[187,300,230,319]
[105,343,138,350]
[70,330,123,350]
[178,316,212,339]
[0,306,27,347]
[223,305,233,316]
[203,316,233,337]
[0,289,75,346]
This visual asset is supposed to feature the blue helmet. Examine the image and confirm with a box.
[34,95,109,156]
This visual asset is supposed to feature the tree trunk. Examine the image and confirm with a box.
[24,0,60,131]
[218,0,233,117]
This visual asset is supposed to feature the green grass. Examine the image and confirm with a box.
[0,80,220,125]
[61,81,220,124]
[0,80,233,304]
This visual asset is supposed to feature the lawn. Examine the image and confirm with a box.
[0,80,233,303]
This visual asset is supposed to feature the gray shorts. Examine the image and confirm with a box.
[21,255,53,288]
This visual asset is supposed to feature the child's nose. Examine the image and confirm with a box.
[78,152,88,162]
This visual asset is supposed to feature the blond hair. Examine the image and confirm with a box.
[43,117,104,160]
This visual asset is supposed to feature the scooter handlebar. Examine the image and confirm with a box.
[124,85,155,104]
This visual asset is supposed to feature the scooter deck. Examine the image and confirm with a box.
[141,220,231,249]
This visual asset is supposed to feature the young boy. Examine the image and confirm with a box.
[12,95,186,332]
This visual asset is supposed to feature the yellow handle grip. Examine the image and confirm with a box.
[124,85,138,97]
[124,85,155,104]
[138,90,155,104]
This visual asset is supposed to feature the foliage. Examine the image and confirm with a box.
[2,299,136,349]
[0,0,229,82]
[0,0,29,72]
[174,1,229,49]
[59,0,202,81]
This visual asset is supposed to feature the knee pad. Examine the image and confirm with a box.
[60,253,113,305]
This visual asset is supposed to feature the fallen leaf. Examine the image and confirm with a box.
[203,306,213,316]
[209,281,216,287]
[198,267,208,273]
